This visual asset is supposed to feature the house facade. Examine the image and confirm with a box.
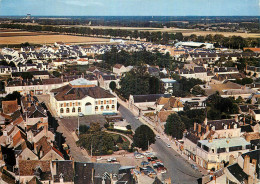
[50,78,117,116]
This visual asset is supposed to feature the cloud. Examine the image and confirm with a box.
[61,0,104,7]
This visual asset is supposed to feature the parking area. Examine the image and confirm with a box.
[60,115,107,132]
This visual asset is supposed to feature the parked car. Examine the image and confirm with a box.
[141,161,149,166]
[156,135,160,139]
[166,144,171,148]
[59,115,63,119]
[135,116,139,120]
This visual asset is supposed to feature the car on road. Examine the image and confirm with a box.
[79,113,84,117]
[191,164,198,170]
[60,115,63,119]
[156,135,160,139]
[96,157,102,161]
[135,154,144,159]
[135,116,139,120]
[166,144,171,148]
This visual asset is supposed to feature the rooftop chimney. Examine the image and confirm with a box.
[198,124,201,133]
[243,155,250,174]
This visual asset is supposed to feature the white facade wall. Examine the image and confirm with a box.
[52,95,117,117]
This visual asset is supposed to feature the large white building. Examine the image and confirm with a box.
[175,41,215,49]
[50,78,117,117]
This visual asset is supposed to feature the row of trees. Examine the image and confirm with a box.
[119,67,164,99]
[97,47,173,68]
[1,23,259,47]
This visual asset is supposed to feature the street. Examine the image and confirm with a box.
[119,105,202,184]
[118,105,142,130]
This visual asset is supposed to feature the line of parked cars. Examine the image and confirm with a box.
[135,151,167,175]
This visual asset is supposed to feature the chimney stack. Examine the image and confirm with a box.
[235,115,238,122]
[194,123,197,131]
[206,125,209,132]
[204,117,207,125]
[243,155,250,174]
[198,124,201,133]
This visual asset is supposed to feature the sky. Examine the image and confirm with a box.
[0,0,259,16]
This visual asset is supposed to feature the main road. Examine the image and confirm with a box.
[119,105,202,184]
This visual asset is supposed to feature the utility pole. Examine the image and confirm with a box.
[78,114,80,136]
[91,139,93,157]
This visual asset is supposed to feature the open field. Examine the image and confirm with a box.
[0,31,53,37]
[0,34,110,44]
[68,25,260,38]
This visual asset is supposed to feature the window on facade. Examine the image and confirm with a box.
[78,107,81,112]
[95,101,98,105]
[202,145,209,152]
[217,148,226,153]
[66,108,70,113]
[72,107,75,113]
[95,106,98,111]
[73,103,75,106]
[101,101,103,105]
[106,105,109,110]
[78,102,81,106]
[66,103,69,107]
[60,108,64,113]
[60,103,63,107]
[112,100,115,104]
[101,106,104,111]
[229,146,242,152]
[112,105,115,109]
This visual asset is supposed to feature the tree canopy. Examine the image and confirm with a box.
[119,67,164,99]
[133,125,155,151]
[164,113,185,139]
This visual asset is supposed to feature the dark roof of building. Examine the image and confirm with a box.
[74,162,121,184]
[18,160,52,180]
[53,160,74,183]
[185,132,200,144]
[240,125,253,133]
[206,119,239,131]
[102,75,116,80]
[227,163,248,183]
[133,94,171,103]
[52,85,115,101]
[12,71,50,77]
[250,139,260,147]
[114,64,124,69]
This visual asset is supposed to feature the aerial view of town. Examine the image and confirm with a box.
[0,0,259,184]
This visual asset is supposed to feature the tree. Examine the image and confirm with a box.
[3,91,22,105]
[109,81,116,91]
[126,125,132,130]
[191,85,206,96]
[133,125,155,150]
[52,71,61,78]
[164,114,185,139]
[77,131,114,155]
[21,72,33,80]
[79,125,89,134]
